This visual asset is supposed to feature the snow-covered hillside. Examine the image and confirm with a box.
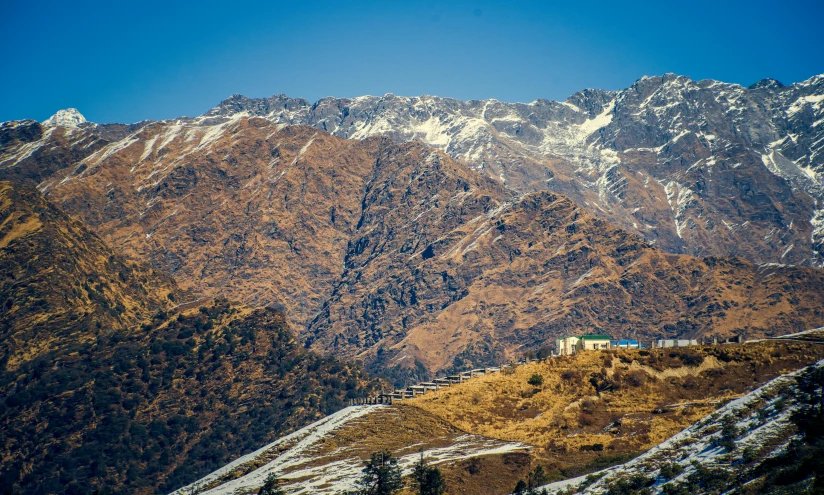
[538,359,824,494]
[169,405,528,495]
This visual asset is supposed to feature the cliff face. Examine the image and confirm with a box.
[8,117,822,378]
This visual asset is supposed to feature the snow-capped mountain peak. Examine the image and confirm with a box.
[196,73,824,267]
[43,108,87,128]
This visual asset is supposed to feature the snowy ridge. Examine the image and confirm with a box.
[199,73,824,266]
[8,73,824,266]
[169,405,378,495]
[537,358,824,494]
[170,405,528,495]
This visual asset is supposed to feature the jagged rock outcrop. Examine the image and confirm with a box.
[203,74,824,267]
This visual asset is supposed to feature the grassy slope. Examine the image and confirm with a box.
[0,180,180,371]
[410,338,824,486]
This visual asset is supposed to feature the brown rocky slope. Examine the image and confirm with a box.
[0,180,180,370]
[5,118,824,380]
[207,74,824,267]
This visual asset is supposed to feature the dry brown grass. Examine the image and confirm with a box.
[409,337,824,475]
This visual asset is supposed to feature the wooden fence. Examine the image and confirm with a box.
[348,366,505,406]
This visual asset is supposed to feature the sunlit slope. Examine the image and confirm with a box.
[410,334,824,481]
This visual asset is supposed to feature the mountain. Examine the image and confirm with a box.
[2,74,824,494]
[0,182,383,495]
[204,74,824,268]
[0,116,147,185]
[6,116,823,380]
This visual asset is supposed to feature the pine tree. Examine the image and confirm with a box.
[358,450,404,495]
[513,466,549,495]
[258,473,286,495]
[527,465,548,490]
[411,453,447,495]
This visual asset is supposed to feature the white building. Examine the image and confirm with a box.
[655,339,697,348]
[555,335,580,356]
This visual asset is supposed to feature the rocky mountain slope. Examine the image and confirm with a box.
[0,182,383,495]
[205,74,824,267]
[0,114,147,185]
[3,116,824,379]
[0,180,179,370]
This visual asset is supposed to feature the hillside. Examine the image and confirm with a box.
[0,180,180,370]
[4,117,824,380]
[410,335,824,480]
[205,74,824,267]
[0,183,383,495]
[173,334,824,495]
[1,299,383,495]
[169,404,530,495]
[538,354,824,494]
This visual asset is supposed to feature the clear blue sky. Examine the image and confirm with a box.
[2,0,822,124]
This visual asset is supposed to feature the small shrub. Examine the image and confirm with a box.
[560,370,578,380]
[714,416,740,451]
[528,374,544,387]
[579,472,605,489]
[536,346,552,360]
[659,462,684,481]
[680,376,700,390]
[579,412,595,427]
[679,350,703,366]
[688,461,730,491]
[465,458,481,475]
[741,446,757,464]
[580,398,596,414]
[604,474,654,495]
[626,370,647,387]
